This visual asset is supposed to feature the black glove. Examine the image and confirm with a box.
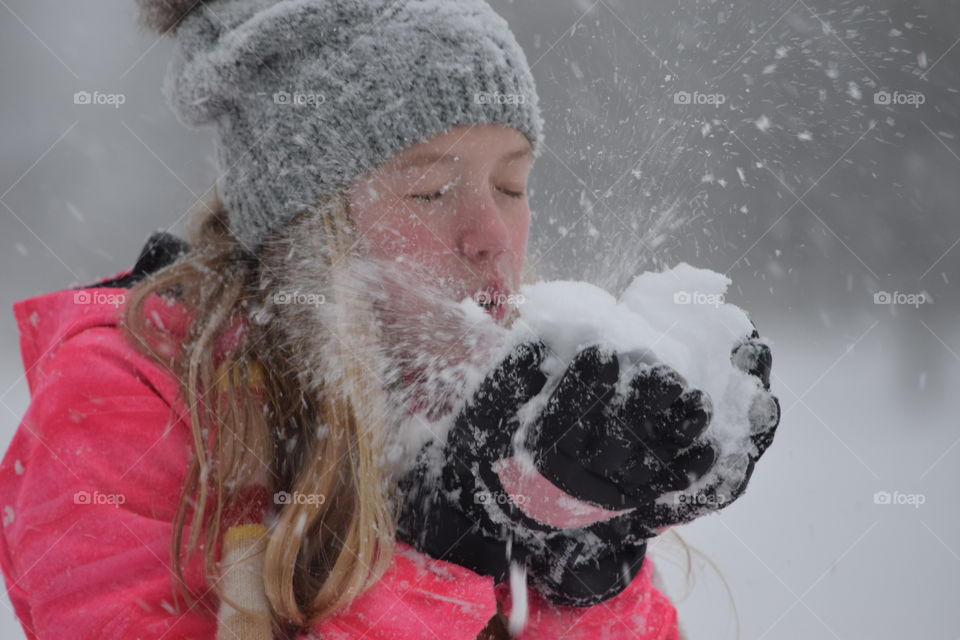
[524,345,717,511]
[397,340,717,606]
[397,340,548,584]
[519,345,719,604]
[625,324,782,528]
[728,326,781,496]
[521,330,780,603]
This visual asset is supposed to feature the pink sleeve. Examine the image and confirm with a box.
[298,542,498,640]
[494,557,680,640]
[0,328,217,639]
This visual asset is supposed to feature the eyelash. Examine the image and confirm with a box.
[409,187,525,201]
[410,191,444,202]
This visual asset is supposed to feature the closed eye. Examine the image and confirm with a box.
[408,178,460,202]
[498,186,525,199]
[409,191,444,202]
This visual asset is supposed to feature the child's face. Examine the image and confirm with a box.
[348,124,534,324]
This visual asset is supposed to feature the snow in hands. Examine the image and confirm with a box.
[497,263,771,511]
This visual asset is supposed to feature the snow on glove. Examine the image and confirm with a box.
[515,345,718,605]
[524,345,717,511]
[520,329,780,605]
[397,340,717,607]
[627,325,782,529]
[396,340,550,585]
[728,327,780,497]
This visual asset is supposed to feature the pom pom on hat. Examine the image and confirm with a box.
[136,0,209,33]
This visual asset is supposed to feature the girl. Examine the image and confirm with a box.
[0,1,780,638]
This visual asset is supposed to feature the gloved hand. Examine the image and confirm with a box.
[519,330,780,604]
[396,339,718,606]
[518,345,720,604]
[396,340,549,585]
[626,324,782,528]
[524,345,717,512]
[727,326,781,496]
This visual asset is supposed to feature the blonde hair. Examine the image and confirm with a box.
[648,530,740,640]
[122,193,395,637]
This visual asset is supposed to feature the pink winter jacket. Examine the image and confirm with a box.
[0,279,680,640]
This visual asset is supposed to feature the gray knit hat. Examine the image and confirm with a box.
[140,0,544,251]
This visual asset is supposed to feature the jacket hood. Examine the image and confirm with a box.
[14,231,192,403]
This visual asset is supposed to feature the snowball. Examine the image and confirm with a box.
[509,263,766,503]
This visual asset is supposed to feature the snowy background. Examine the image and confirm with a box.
[1,0,959,637]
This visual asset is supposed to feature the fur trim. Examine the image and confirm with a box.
[136,0,206,34]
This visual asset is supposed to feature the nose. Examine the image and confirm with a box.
[457,189,511,265]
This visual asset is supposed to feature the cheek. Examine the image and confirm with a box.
[506,209,531,274]
[352,200,450,263]
[510,214,530,257]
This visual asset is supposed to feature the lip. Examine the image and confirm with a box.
[472,281,510,323]
[487,299,508,323]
